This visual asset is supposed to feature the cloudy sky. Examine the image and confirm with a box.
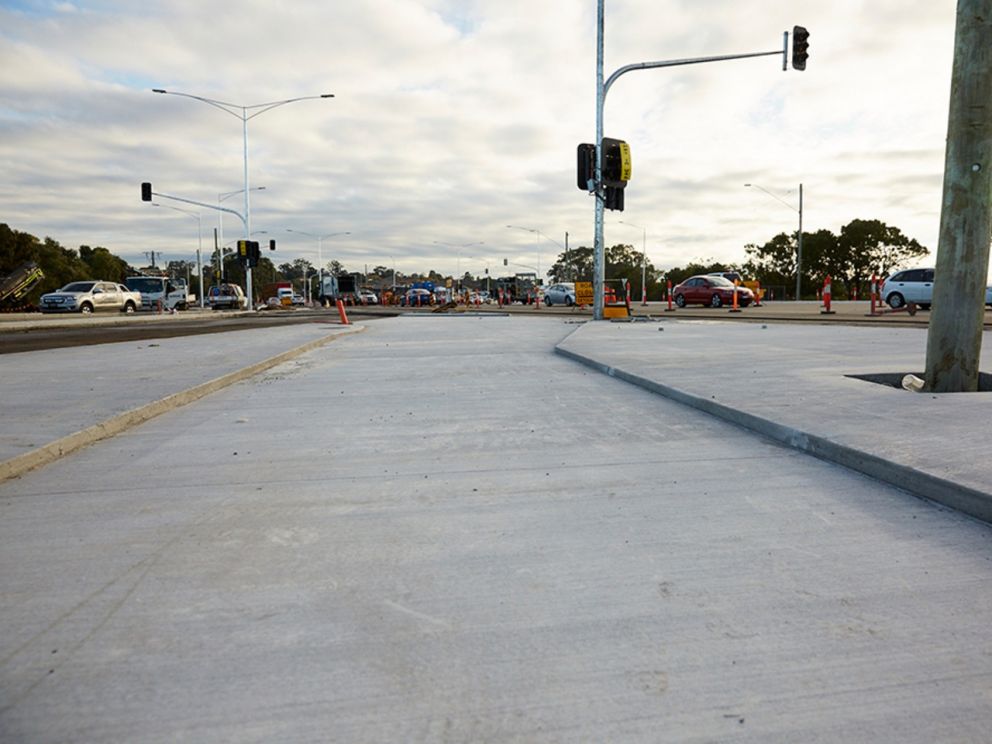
[0,0,961,280]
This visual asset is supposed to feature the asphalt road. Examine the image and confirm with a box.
[0,308,384,354]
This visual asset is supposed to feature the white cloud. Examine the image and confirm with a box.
[0,0,968,278]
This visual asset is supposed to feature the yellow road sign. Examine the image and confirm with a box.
[575,281,593,306]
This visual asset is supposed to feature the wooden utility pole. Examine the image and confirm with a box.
[925,0,992,392]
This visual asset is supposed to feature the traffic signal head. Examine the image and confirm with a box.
[604,185,625,212]
[269,239,276,251]
[141,182,152,202]
[792,26,809,71]
[577,143,596,191]
[238,240,249,257]
[601,138,631,187]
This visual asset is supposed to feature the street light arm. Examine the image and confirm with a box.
[152,89,246,119]
[245,94,335,121]
[744,183,797,213]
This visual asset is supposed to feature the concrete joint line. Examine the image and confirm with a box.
[0,326,365,484]
[555,344,992,525]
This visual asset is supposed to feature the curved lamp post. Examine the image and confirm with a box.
[506,225,564,281]
[745,182,803,300]
[618,219,649,305]
[152,202,203,307]
[286,229,351,294]
[433,241,485,290]
[152,89,334,305]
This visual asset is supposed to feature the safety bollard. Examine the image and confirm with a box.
[729,279,742,313]
[821,275,835,314]
[664,279,676,312]
[753,281,762,307]
[336,299,350,325]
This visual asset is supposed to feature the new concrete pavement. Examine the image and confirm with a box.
[1,316,991,742]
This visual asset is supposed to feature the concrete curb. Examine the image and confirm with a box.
[555,343,992,525]
[0,325,366,483]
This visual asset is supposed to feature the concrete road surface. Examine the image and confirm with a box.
[1,316,991,742]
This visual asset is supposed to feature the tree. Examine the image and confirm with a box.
[79,245,133,282]
[744,233,796,290]
[837,219,928,285]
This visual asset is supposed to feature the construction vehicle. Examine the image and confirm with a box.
[495,272,540,304]
[0,262,45,311]
[316,273,358,307]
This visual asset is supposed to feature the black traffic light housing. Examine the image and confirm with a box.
[269,239,276,251]
[576,143,596,191]
[792,26,809,71]
[141,182,152,202]
[238,240,261,267]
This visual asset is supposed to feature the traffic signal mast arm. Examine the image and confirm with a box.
[603,37,790,96]
[141,183,247,230]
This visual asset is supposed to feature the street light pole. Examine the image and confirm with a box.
[152,89,333,306]
[745,182,803,300]
[506,226,563,281]
[434,241,485,291]
[285,229,350,302]
[152,202,203,307]
[618,220,648,305]
[218,186,265,281]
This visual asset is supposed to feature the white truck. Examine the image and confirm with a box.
[316,274,358,307]
[124,275,189,311]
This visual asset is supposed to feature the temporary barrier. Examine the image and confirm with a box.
[821,275,835,314]
[664,279,676,312]
[752,281,762,307]
[867,273,880,316]
[729,279,742,313]
[336,299,350,325]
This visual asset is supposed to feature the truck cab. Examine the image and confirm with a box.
[124,275,189,311]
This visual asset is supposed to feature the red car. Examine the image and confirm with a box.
[672,275,754,308]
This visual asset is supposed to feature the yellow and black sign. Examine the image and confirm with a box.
[617,141,631,182]
[602,137,632,185]
[574,281,594,306]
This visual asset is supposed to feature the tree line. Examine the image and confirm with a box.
[3,217,930,304]
[546,218,929,301]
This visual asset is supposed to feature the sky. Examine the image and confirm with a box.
[0,0,964,280]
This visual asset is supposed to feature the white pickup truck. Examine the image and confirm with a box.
[124,275,190,311]
[39,281,142,314]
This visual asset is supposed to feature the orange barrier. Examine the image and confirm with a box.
[336,299,350,325]
[821,275,835,314]
[753,281,762,307]
[729,279,742,313]
[867,273,880,316]
[664,279,675,312]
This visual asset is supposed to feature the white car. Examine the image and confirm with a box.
[881,268,992,309]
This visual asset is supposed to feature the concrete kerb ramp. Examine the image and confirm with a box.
[555,325,992,525]
[0,325,365,483]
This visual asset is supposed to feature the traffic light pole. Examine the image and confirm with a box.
[593,0,789,319]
